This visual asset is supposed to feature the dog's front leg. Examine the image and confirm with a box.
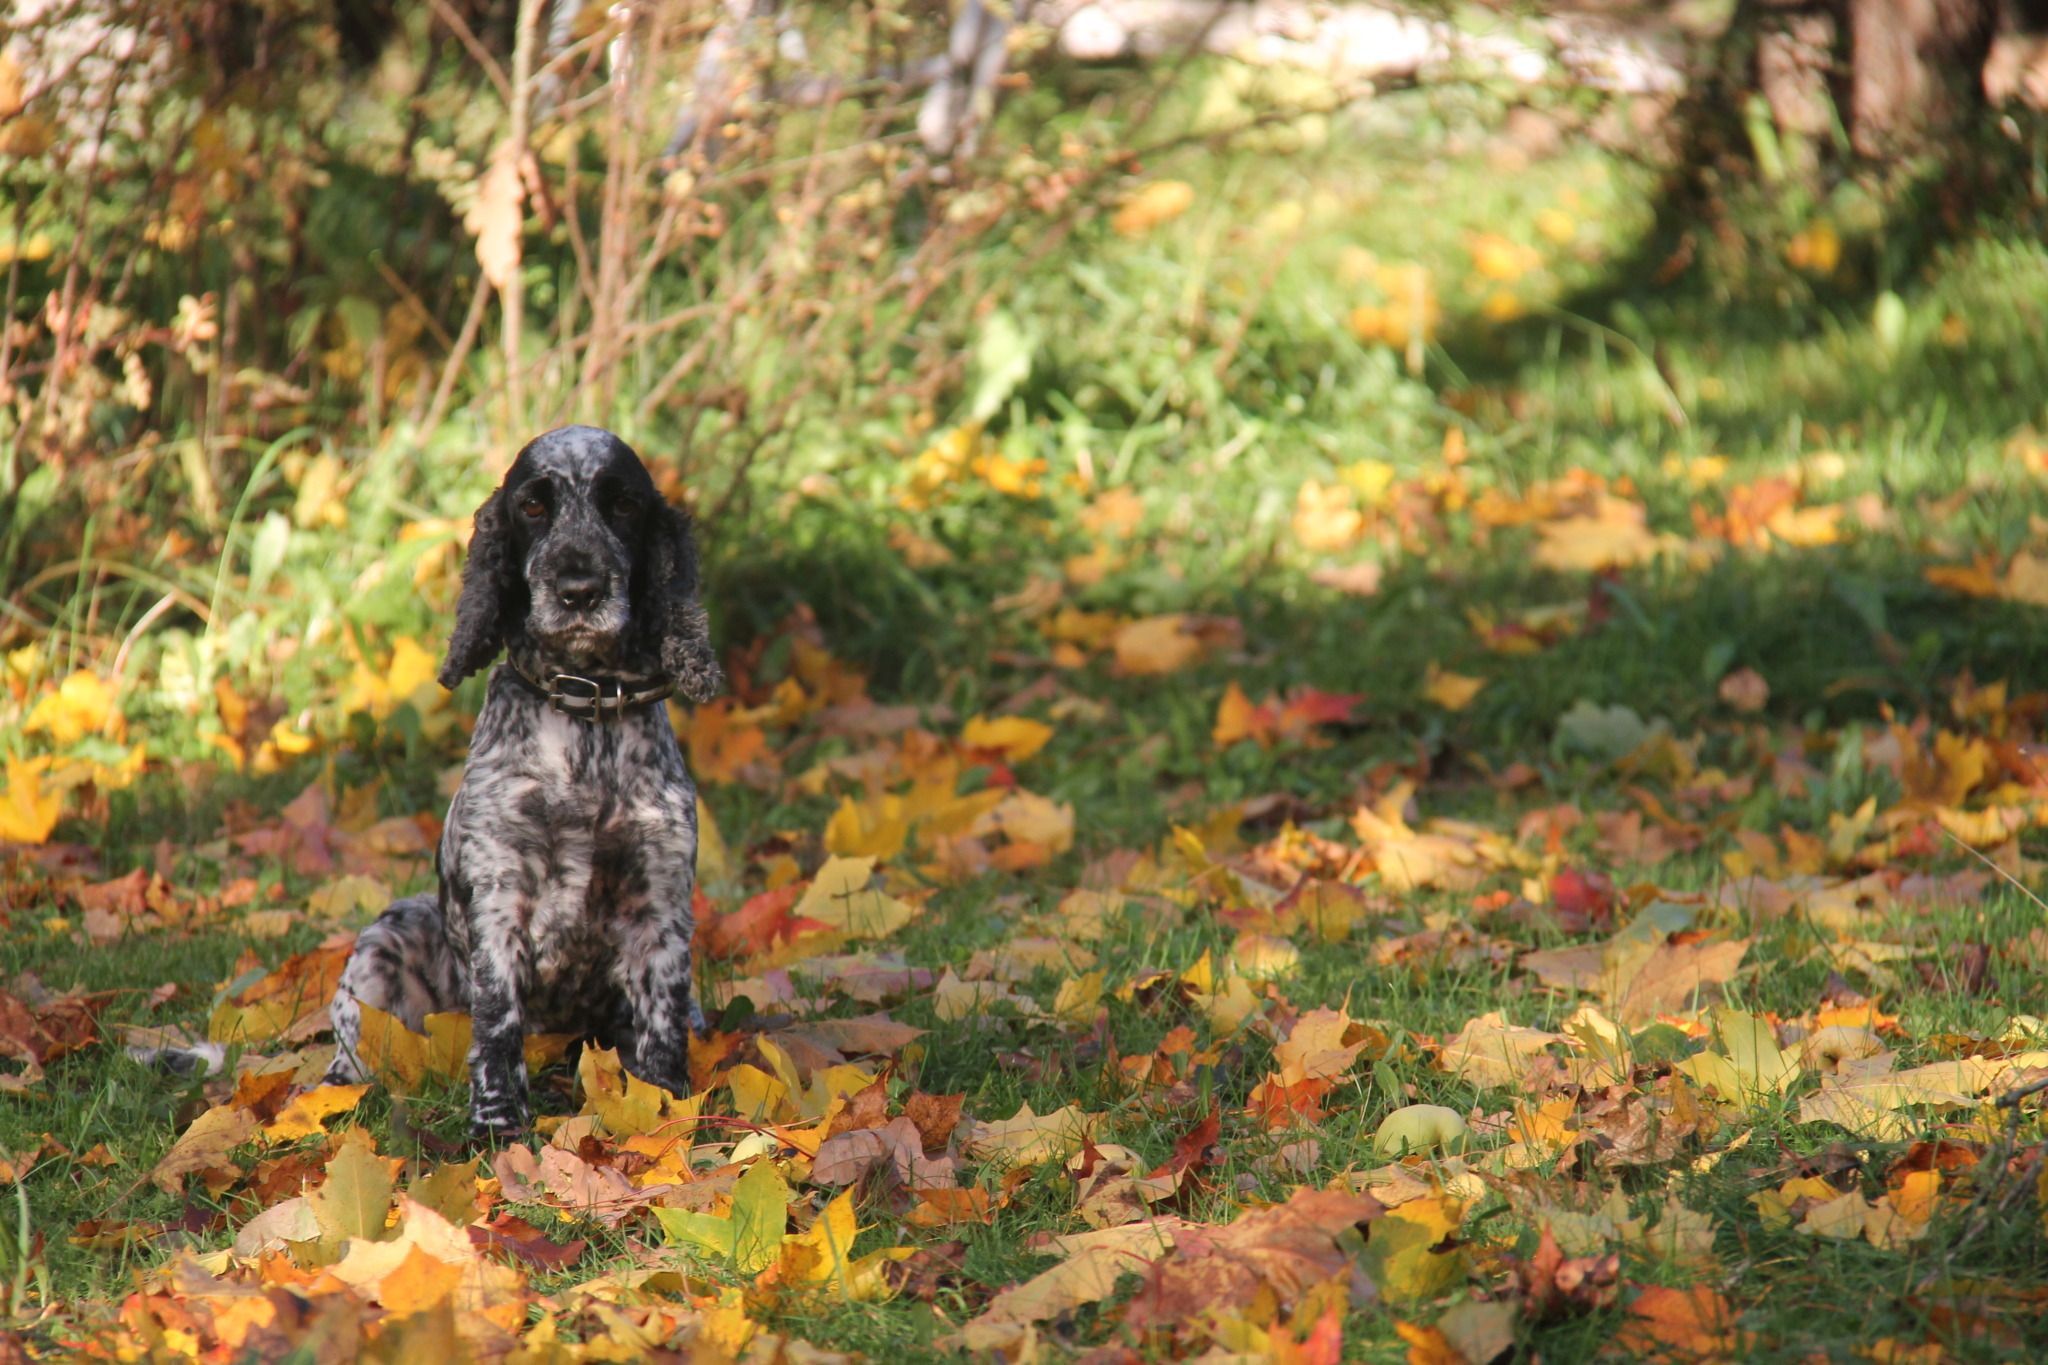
[615,806,703,1096]
[460,871,537,1136]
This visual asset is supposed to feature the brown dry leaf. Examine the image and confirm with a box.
[1310,561,1384,596]
[1438,1013,1561,1089]
[961,1103,1099,1168]
[0,985,108,1091]
[790,1012,927,1056]
[1511,1225,1619,1323]
[492,1141,673,1228]
[1612,1285,1747,1362]
[823,1076,892,1139]
[812,1116,956,1190]
[208,936,354,1045]
[903,1091,965,1150]
[904,1187,995,1228]
[0,1141,44,1185]
[1273,1007,1379,1081]
[1615,938,1751,1026]
[938,1242,1161,1353]
[1718,667,1769,712]
[1123,1188,1382,1334]
[151,1105,259,1195]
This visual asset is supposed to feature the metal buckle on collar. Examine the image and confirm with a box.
[548,673,621,721]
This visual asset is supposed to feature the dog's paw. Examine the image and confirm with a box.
[468,1100,531,1140]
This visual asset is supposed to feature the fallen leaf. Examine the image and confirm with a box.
[1613,1285,1747,1362]
[1112,614,1239,676]
[1718,667,1769,712]
[655,1156,790,1272]
[962,714,1054,762]
[151,1105,259,1195]
[263,1083,370,1141]
[794,857,918,937]
[1423,664,1487,711]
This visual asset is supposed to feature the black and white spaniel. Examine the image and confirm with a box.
[325,425,722,1135]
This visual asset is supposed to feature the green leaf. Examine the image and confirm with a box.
[966,309,1035,424]
[306,1137,394,1263]
[730,1157,792,1273]
[655,1157,791,1273]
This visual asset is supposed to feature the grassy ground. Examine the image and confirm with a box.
[8,77,2048,1363]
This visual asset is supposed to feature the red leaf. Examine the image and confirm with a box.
[468,1214,587,1270]
[702,884,830,961]
[1549,868,1614,919]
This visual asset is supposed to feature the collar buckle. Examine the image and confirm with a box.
[548,673,623,721]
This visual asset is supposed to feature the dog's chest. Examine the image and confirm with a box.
[469,706,692,921]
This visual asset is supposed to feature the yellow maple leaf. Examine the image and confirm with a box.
[0,757,63,845]
[780,1189,914,1300]
[1766,502,1845,547]
[1467,232,1542,282]
[1040,605,1126,651]
[355,1007,471,1095]
[2004,550,2048,607]
[681,698,773,785]
[1213,681,1267,747]
[1052,970,1105,1024]
[961,714,1054,762]
[264,1084,370,1142]
[1227,933,1300,981]
[342,637,444,720]
[824,793,909,861]
[1924,560,2002,597]
[794,855,917,938]
[1339,459,1398,507]
[1363,1195,1466,1302]
[1112,614,1202,675]
[728,1064,795,1124]
[972,451,1047,498]
[1532,494,1666,572]
[1422,663,1486,711]
[1293,480,1365,551]
[973,789,1075,855]
[23,671,122,745]
[578,1044,705,1138]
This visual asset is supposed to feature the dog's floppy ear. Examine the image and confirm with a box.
[647,500,724,703]
[439,487,519,688]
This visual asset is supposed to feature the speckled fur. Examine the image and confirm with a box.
[325,426,722,1135]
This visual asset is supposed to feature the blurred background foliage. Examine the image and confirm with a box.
[5,0,2048,839]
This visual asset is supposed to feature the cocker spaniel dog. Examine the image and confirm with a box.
[324,425,722,1135]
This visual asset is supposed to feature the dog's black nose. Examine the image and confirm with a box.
[555,567,607,612]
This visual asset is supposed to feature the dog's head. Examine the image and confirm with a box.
[439,425,723,701]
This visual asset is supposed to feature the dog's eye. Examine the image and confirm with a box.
[520,496,546,519]
[611,497,638,518]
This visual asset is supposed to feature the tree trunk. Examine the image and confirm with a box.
[1848,0,1998,155]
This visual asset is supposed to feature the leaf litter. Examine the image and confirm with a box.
[10,461,2048,1365]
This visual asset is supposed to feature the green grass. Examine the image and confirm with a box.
[10,78,2048,1363]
